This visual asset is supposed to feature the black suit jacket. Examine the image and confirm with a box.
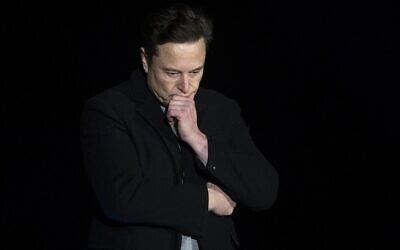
[81,69,278,250]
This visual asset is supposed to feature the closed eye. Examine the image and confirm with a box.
[166,71,180,77]
[190,70,202,76]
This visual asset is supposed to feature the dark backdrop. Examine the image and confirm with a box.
[2,1,399,249]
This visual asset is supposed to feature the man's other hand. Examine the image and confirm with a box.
[207,182,236,216]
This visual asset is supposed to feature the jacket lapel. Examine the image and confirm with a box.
[127,70,183,181]
[137,103,183,179]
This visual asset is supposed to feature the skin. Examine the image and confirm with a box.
[140,38,236,216]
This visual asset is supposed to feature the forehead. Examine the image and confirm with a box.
[154,38,206,69]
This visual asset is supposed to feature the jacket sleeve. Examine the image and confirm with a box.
[197,100,279,211]
[80,97,208,237]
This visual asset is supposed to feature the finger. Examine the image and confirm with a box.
[166,106,187,115]
[166,113,174,122]
[166,108,187,121]
[168,99,193,107]
[166,109,178,121]
[171,95,195,103]
[167,104,193,118]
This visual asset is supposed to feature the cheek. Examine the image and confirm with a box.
[191,76,203,89]
[159,78,179,94]
[191,82,200,91]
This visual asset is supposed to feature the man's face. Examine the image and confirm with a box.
[141,38,206,106]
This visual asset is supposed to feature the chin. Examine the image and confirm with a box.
[160,98,170,106]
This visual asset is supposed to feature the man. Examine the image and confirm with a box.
[81,4,278,250]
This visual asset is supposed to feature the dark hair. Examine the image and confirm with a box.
[140,3,213,64]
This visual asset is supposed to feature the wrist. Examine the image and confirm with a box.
[187,131,207,153]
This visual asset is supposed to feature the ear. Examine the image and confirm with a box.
[140,47,149,73]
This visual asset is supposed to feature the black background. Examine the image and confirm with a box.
[2,1,399,249]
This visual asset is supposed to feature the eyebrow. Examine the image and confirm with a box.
[162,66,204,73]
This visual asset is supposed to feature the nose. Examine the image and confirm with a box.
[177,74,190,94]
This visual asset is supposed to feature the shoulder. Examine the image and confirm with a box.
[83,80,137,111]
[83,69,150,111]
[195,88,245,135]
[196,87,240,112]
